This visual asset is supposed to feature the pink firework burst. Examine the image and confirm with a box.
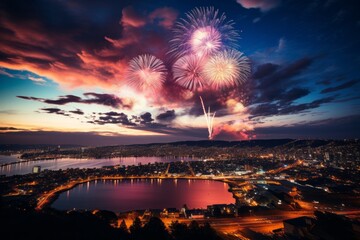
[173,54,206,91]
[126,54,167,92]
[169,6,239,59]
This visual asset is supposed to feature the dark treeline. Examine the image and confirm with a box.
[0,207,221,240]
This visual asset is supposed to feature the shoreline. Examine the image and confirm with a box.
[0,156,200,168]
[0,157,120,168]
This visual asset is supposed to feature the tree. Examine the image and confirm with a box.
[188,220,201,239]
[129,217,142,240]
[142,217,171,240]
[119,219,128,232]
[93,210,118,225]
[119,219,130,240]
[169,221,189,240]
[200,222,220,240]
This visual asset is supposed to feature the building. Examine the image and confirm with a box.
[32,166,41,173]
[324,152,330,161]
[187,209,206,219]
[207,204,237,217]
[284,212,360,239]
[160,208,180,218]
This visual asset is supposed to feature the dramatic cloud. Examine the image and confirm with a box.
[0,2,177,89]
[279,87,310,104]
[249,103,279,117]
[252,63,279,79]
[213,120,255,140]
[18,95,81,105]
[156,110,176,121]
[279,96,334,115]
[85,110,175,133]
[0,69,14,77]
[69,109,84,115]
[253,57,313,104]
[41,108,69,116]
[87,111,162,127]
[82,93,133,109]
[140,112,154,124]
[149,7,178,29]
[250,96,335,118]
[236,0,281,12]
[92,111,135,126]
[17,93,133,109]
[243,57,316,122]
[321,79,358,93]
[28,76,46,85]
[0,127,24,131]
[256,115,360,139]
[121,6,147,28]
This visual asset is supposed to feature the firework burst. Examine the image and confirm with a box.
[169,7,239,58]
[126,54,167,92]
[190,26,222,57]
[173,54,206,91]
[202,49,251,90]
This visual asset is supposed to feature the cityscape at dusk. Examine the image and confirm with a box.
[0,0,359,240]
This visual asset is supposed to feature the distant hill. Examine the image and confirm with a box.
[3,139,357,159]
[129,139,350,148]
[0,144,82,152]
[2,139,355,152]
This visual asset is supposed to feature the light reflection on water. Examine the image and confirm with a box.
[52,179,234,212]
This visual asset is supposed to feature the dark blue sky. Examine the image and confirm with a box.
[0,0,359,145]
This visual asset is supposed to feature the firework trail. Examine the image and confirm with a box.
[169,7,239,59]
[126,54,167,92]
[200,96,216,140]
[173,54,206,91]
[202,49,251,90]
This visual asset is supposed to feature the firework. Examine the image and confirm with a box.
[190,26,222,57]
[126,54,167,92]
[202,49,251,89]
[173,54,206,91]
[169,7,239,58]
[200,96,216,140]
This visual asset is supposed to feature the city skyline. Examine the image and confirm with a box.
[0,0,359,145]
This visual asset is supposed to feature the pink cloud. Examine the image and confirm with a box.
[121,6,146,28]
[236,0,281,12]
[213,120,255,140]
[0,6,177,90]
[149,7,178,29]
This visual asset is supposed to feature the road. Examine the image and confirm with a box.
[161,209,360,234]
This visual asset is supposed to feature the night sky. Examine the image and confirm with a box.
[0,0,359,145]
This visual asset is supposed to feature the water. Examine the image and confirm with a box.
[52,179,234,212]
[0,157,197,176]
[0,154,22,164]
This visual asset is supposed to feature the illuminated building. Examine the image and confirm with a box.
[32,166,41,173]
